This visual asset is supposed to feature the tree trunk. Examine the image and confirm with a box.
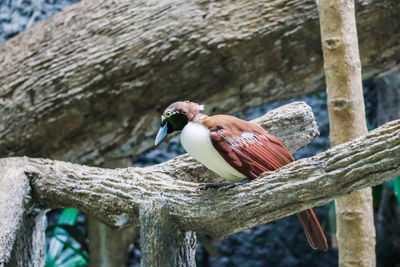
[0,160,46,267]
[139,203,196,267]
[88,217,138,267]
[0,0,399,167]
[7,213,46,267]
[318,0,375,266]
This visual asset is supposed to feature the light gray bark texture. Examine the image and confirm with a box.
[0,118,399,239]
[1,103,400,265]
[0,102,316,265]
[87,217,138,267]
[0,0,399,167]
[0,160,45,267]
[140,203,196,267]
[18,118,400,237]
[87,160,140,267]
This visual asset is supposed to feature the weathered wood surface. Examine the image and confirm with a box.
[318,0,376,265]
[1,102,399,265]
[0,0,399,165]
[0,102,316,265]
[139,203,196,267]
[0,160,45,267]
[1,119,398,239]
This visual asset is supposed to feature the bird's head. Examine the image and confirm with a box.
[154,101,204,146]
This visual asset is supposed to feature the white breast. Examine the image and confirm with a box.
[180,122,246,182]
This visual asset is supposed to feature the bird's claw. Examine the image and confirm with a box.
[198,179,250,191]
[217,183,237,191]
[198,182,231,190]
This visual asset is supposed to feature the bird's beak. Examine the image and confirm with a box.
[154,123,168,146]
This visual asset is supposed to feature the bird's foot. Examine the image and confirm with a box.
[198,182,231,190]
[198,179,251,191]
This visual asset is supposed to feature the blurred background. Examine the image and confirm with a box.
[1,0,399,266]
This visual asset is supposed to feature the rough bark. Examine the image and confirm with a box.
[0,160,45,267]
[0,0,399,167]
[318,0,375,266]
[0,119,398,238]
[139,203,196,267]
[87,159,140,267]
[0,118,399,265]
[0,102,315,265]
[87,217,138,267]
[84,101,316,266]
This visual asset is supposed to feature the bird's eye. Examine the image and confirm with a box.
[165,111,172,117]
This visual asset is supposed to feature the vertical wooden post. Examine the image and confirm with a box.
[88,158,139,267]
[139,203,197,267]
[0,166,46,267]
[317,0,376,266]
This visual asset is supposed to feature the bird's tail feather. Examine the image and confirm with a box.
[296,208,328,251]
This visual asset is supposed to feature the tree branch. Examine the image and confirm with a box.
[0,101,316,264]
[1,103,399,265]
[0,0,398,165]
[0,119,398,241]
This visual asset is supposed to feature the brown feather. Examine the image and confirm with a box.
[297,209,328,251]
[204,114,328,251]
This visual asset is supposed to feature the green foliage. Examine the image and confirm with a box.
[366,120,374,131]
[327,201,336,234]
[394,177,400,204]
[45,209,88,267]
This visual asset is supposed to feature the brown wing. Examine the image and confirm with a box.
[205,115,328,251]
[205,115,294,179]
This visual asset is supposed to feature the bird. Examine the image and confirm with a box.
[154,100,328,251]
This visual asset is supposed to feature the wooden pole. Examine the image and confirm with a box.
[317,0,376,265]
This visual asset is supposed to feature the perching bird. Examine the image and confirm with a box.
[154,100,328,251]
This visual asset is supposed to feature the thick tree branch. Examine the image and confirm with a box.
[0,101,315,265]
[0,102,316,264]
[1,119,398,241]
[0,0,399,165]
